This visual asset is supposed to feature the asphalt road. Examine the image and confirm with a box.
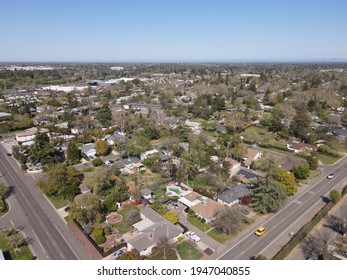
[216,157,347,260]
[0,144,90,260]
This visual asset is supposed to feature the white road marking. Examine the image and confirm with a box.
[32,229,48,256]
[53,224,80,260]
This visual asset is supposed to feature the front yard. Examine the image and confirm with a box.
[176,241,203,260]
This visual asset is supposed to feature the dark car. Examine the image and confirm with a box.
[6,153,12,156]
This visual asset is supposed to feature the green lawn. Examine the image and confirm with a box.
[148,248,177,260]
[112,204,140,234]
[0,199,8,217]
[47,195,70,209]
[188,177,208,188]
[176,241,203,260]
[187,215,211,232]
[153,186,167,198]
[207,228,234,243]
[0,232,34,260]
[264,147,303,159]
[317,153,341,165]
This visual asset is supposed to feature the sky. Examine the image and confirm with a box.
[1,0,347,62]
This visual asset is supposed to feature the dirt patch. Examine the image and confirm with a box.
[106,213,123,224]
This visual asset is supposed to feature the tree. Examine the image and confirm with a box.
[96,140,110,156]
[289,107,311,140]
[326,215,347,236]
[130,187,142,203]
[96,105,112,126]
[118,249,145,260]
[85,166,115,195]
[329,189,341,204]
[212,208,243,234]
[126,209,141,226]
[127,135,150,157]
[29,132,59,165]
[164,212,179,224]
[292,162,310,180]
[0,182,8,200]
[37,164,81,200]
[252,177,287,214]
[66,141,81,165]
[70,193,102,225]
[275,168,298,195]
[301,234,332,260]
[92,157,103,167]
[306,151,318,170]
[103,193,117,212]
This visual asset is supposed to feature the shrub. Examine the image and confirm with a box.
[91,226,105,245]
[329,190,341,204]
[92,157,103,167]
[95,234,106,245]
[240,195,252,205]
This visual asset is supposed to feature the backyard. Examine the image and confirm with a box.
[112,204,140,234]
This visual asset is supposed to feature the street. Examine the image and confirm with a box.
[0,143,90,260]
[215,156,347,260]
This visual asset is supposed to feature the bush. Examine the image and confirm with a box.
[329,190,341,204]
[177,236,183,242]
[92,157,103,167]
[240,195,252,205]
[91,226,105,245]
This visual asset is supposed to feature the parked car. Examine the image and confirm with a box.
[105,160,114,165]
[171,202,179,209]
[255,227,266,236]
[6,153,12,156]
[327,173,335,179]
[186,231,200,242]
[112,249,125,259]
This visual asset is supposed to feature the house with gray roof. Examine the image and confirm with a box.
[80,143,96,158]
[217,184,250,207]
[127,207,182,256]
[115,157,144,173]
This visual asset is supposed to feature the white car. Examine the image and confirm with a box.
[327,173,335,179]
[186,231,200,242]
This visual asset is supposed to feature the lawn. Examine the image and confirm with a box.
[0,199,8,217]
[188,176,208,188]
[47,194,70,209]
[112,204,140,234]
[317,153,340,165]
[187,215,211,232]
[264,147,303,159]
[148,248,177,260]
[207,228,234,243]
[126,169,167,188]
[176,241,203,260]
[0,232,34,260]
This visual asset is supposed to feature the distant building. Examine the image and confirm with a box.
[218,184,250,207]
[286,142,318,153]
[243,148,262,169]
[0,112,11,120]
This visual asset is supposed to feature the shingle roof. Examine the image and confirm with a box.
[218,185,250,204]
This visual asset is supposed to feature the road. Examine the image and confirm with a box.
[0,144,90,260]
[216,156,347,260]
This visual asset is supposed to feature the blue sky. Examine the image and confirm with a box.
[1,0,347,62]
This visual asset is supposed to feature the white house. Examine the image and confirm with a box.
[80,143,96,158]
[185,120,201,131]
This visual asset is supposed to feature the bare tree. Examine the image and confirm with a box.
[301,234,333,260]
[326,214,347,237]
[212,208,243,235]
[156,234,175,260]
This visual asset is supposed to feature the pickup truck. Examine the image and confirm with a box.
[186,231,200,242]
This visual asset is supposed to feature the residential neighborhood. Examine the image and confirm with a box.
[0,62,347,262]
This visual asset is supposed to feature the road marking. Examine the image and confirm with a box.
[258,198,325,256]
[308,191,315,195]
[217,171,339,259]
[31,175,35,179]
[53,224,80,260]
[10,220,15,228]
[32,229,47,255]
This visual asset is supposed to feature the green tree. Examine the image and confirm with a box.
[292,162,310,180]
[127,135,150,157]
[252,177,287,214]
[37,164,81,200]
[96,140,110,156]
[96,105,112,126]
[289,107,311,140]
[70,193,102,225]
[275,168,298,195]
[0,182,8,200]
[164,212,179,224]
[306,151,318,170]
[85,166,115,195]
[66,141,81,165]
[29,132,59,165]
[103,193,118,212]
[329,190,341,204]
[92,157,103,166]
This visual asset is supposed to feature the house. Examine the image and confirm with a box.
[104,133,127,146]
[190,197,224,223]
[286,142,318,153]
[0,112,11,120]
[217,184,250,207]
[332,128,347,140]
[243,148,262,169]
[80,143,96,158]
[140,188,153,200]
[127,207,182,256]
[280,156,301,173]
[115,157,144,173]
[214,124,227,134]
[140,149,169,162]
[224,157,241,176]
[236,168,261,184]
[185,120,201,131]
[15,127,49,143]
[178,191,203,208]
